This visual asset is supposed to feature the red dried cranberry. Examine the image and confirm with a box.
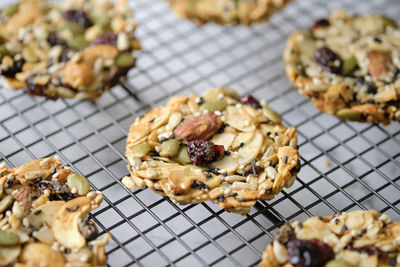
[287,238,334,267]
[311,19,330,32]
[63,9,92,28]
[240,94,261,109]
[314,47,342,74]
[92,32,118,46]
[48,33,67,47]
[1,58,25,78]
[187,140,225,166]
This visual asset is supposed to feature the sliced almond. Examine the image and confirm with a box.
[224,106,256,132]
[15,158,61,185]
[32,225,55,245]
[231,131,255,149]
[237,132,263,165]
[53,197,91,249]
[211,131,236,149]
[167,169,202,194]
[211,154,239,173]
[27,200,65,229]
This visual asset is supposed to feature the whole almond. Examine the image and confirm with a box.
[174,113,222,141]
[368,50,392,80]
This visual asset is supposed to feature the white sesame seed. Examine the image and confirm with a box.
[70,187,77,194]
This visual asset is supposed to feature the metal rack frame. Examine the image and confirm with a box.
[0,0,399,266]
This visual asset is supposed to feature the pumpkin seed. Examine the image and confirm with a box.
[61,22,85,35]
[89,8,111,29]
[114,53,135,67]
[0,44,9,60]
[160,139,180,157]
[0,231,19,246]
[68,35,90,50]
[336,108,361,121]
[200,100,228,112]
[342,56,357,75]
[380,15,397,28]
[0,196,13,213]
[130,142,151,157]
[1,4,19,18]
[22,46,38,63]
[67,174,90,196]
[262,106,282,123]
[172,145,191,164]
[325,259,355,267]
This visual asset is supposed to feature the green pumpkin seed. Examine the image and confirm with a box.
[115,53,135,67]
[325,259,355,267]
[131,142,151,157]
[0,231,19,246]
[0,44,9,60]
[160,139,180,157]
[262,106,282,123]
[61,22,85,35]
[172,145,191,164]
[342,56,357,75]
[0,196,13,214]
[22,46,38,63]
[380,15,397,28]
[336,108,361,121]
[89,8,111,29]
[68,35,90,50]
[200,100,228,112]
[67,174,90,196]
[1,4,19,18]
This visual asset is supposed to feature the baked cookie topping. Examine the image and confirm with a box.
[0,0,140,100]
[260,210,400,267]
[0,158,110,266]
[166,0,292,25]
[284,10,400,124]
[124,88,300,215]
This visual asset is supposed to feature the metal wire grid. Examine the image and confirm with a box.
[1,0,400,266]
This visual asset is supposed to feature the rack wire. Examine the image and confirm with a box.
[1,0,400,266]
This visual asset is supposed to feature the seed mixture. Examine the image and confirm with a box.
[124,88,300,215]
[260,210,400,267]
[284,10,400,124]
[0,158,110,266]
[0,0,140,100]
[166,0,292,25]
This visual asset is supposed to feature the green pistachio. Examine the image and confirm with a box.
[130,142,151,158]
[61,22,85,35]
[160,139,180,157]
[0,44,9,60]
[380,15,397,28]
[67,174,90,196]
[89,8,111,30]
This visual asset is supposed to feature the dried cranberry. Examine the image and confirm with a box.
[240,94,261,109]
[63,9,92,28]
[1,58,25,78]
[92,32,118,46]
[311,19,330,32]
[314,47,342,74]
[187,140,225,166]
[287,238,334,267]
[47,33,67,47]
[243,164,263,176]
[108,66,133,87]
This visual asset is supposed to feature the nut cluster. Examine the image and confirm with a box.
[0,0,140,100]
[124,87,300,215]
[0,158,109,266]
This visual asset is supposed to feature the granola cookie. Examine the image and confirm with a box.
[0,158,110,266]
[260,210,400,267]
[124,88,300,215]
[284,10,400,125]
[166,0,292,25]
[0,0,140,100]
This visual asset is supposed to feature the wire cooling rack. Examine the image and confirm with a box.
[1,0,400,266]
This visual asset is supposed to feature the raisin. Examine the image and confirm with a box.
[1,58,25,78]
[240,94,261,109]
[311,19,330,32]
[26,74,48,97]
[92,32,118,46]
[63,9,92,28]
[47,33,67,47]
[314,47,342,74]
[287,238,334,267]
[187,140,225,166]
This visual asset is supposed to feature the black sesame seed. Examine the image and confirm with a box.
[217,195,225,202]
[342,225,348,232]
[283,156,288,164]
[237,198,245,202]
[33,210,42,215]
[31,196,38,201]
[230,192,238,197]
[149,118,156,123]
[335,218,340,224]
[204,173,212,179]
[240,142,244,147]
[223,172,228,177]
[224,150,231,156]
